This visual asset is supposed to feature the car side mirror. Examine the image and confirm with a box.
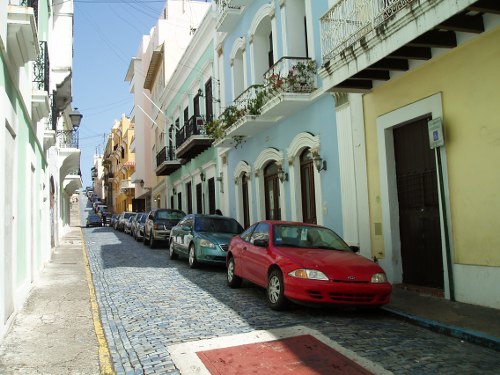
[253,239,268,247]
[350,245,360,253]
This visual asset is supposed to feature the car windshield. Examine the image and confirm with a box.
[272,225,352,252]
[195,217,244,234]
[157,210,185,220]
[124,212,134,219]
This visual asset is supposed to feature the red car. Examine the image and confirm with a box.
[226,221,392,310]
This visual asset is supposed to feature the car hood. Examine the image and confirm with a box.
[280,248,385,281]
[198,232,235,245]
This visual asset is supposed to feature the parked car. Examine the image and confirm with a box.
[115,212,135,231]
[124,214,137,235]
[226,221,392,310]
[131,213,147,241]
[110,214,120,228]
[86,214,102,228]
[169,214,244,268]
[93,199,103,212]
[143,209,186,248]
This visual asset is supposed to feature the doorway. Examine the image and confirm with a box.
[264,162,281,220]
[393,116,443,289]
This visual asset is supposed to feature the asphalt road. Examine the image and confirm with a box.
[80,201,500,375]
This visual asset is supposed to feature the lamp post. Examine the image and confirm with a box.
[56,107,83,148]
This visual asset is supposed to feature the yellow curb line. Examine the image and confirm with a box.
[81,228,115,375]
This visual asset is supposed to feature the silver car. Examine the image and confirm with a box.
[143,209,186,249]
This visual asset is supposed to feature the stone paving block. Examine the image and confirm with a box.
[83,229,500,374]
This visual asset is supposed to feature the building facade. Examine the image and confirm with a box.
[102,115,135,214]
[211,0,368,246]
[1,0,81,338]
[125,0,211,212]
[161,6,221,216]
[319,0,500,308]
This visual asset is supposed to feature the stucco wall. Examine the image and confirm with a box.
[363,27,500,267]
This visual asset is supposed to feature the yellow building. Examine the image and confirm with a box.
[320,1,500,309]
[102,115,135,213]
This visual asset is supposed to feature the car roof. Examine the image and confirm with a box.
[190,214,237,220]
[255,220,323,228]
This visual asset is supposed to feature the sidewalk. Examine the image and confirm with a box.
[0,205,100,375]
[383,285,500,351]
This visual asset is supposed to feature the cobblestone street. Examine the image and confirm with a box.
[82,217,500,375]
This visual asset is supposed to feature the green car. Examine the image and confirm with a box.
[169,214,244,268]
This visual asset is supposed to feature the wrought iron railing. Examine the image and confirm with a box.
[216,0,242,18]
[33,41,49,92]
[234,85,264,114]
[56,130,78,148]
[320,0,418,61]
[156,146,177,167]
[264,57,316,94]
[175,116,207,148]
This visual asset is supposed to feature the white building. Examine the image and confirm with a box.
[1,0,81,339]
[125,0,211,211]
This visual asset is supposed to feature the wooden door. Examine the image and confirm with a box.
[300,149,317,224]
[394,116,443,289]
[264,162,281,220]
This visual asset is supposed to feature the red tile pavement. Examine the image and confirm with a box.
[196,334,374,375]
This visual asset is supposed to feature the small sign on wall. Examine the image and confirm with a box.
[428,117,444,149]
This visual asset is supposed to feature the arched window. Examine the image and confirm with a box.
[264,162,281,220]
[300,148,316,224]
[252,17,273,84]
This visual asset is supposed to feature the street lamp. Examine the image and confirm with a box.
[56,107,83,148]
[69,107,83,129]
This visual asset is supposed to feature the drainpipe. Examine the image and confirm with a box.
[436,147,455,301]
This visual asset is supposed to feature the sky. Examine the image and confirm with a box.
[73,0,167,186]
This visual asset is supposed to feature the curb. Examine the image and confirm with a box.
[383,306,500,352]
[81,228,116,374]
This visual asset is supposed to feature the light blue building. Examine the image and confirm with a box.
[211,0,367,246]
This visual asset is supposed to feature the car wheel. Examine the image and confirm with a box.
[149,231,156,249]
[267,269,288,310]
[86,224,89,228]
[227,257,242,288]
[169,241,178,260]
[143,231,149,245]
[188,244,198,268]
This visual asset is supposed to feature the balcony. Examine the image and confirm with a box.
[7,1,39,66]
[155,146,181,176]
[56,130,78,149]
[211,58,317,147]
[319,0,500,92]
[175,116,213,160]
[32,41,50,123]
[216,0,251,32]
[43,120,55,151]
[213,85,276,147]
[260,57,317,117]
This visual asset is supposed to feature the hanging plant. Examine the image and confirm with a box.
[246,88,267,115]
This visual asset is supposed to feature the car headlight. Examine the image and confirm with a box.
[199,239,215,248]
[371,273,387,283]
[288,269,329,281]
